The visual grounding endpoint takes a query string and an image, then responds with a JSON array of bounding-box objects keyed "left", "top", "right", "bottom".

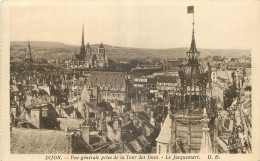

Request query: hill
[{"left": 10, "top": 41, "right": 250, "bottom": 62}]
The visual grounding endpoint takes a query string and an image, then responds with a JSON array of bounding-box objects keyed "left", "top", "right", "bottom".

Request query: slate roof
[
  {"left": 136, "top": 111, "right": 150, "bottom": 122},
  {"left": 62, "top": 106, "right": 83, "bottom": 119},
  {"left": 97, "top": 102, "right": 113, "bottom": 112},
  {"left": 121, "top": 122, "right": 143, "bottom": 143}
]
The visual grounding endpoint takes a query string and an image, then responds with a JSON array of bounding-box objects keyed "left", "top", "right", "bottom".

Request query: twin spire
[{"left": 80, "top": 24, "right": 104, "bottom": 50}]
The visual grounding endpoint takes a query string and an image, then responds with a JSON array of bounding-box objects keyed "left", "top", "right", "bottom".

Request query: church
[{"left": 71, "top": 25, "right": 108, "bottom": 69}]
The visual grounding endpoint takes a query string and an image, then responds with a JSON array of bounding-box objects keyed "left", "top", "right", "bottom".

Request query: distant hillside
[
  {"left": 11, "top": 41, "right": 76, "bottom": 48},
  {"left": 10, "top": 41, "right": 250, "bottom": 62}
]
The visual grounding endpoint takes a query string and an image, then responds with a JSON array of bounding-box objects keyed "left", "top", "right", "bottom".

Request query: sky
[{"left": 9, "top": 1, "right": 260, "bottom": 49}]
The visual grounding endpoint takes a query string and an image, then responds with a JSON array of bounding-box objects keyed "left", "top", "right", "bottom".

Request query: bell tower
[{"left": 86, "top": 42, "right": 91, "bottom": 55}]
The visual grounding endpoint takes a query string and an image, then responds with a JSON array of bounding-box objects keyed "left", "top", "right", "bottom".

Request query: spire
[
  {"left": 79, "top": 23, "right": 86, "bottom": 57},
  {"left": 186, "top": 6, "right": 200, "bottom": 60},
  {"left": 27, "top": 40, "right": 32, "bottom": 59},
  {"left": 82, "top": 23, "right": 84, "bottom": 45}
]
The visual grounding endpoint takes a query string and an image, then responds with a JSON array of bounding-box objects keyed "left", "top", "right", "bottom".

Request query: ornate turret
[{"left": 186, "top": 19, "right": 200, "bottom": 62}]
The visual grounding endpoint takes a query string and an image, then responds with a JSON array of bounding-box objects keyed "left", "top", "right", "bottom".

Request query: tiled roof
[
  {"left": 157, "top": 75, "right": 178, "bottom": 83},
  {"left": 129, "top": 68, "right": 162, "bottom": 77},
  {"left": 87, "top": 71, "right": 125, "bottom": 89},
  {"left": 11, "top": 128, "right": 73, "bottom": 154}
]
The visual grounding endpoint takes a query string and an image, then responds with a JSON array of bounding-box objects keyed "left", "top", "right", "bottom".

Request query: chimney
[{"left": 81, "top": 126, "right": 90, "bottom": 144}]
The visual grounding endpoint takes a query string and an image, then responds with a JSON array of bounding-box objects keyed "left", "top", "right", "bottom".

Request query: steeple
[
  {"left": 79, "top": 23, "right": 86, "bottom": 58},
  {"left": 27, "top": 40, "right": 32, "bottom": 59}
]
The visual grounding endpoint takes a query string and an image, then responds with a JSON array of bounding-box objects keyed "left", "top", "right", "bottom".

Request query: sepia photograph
[{"left": 2, "top": 1, "right": 260, "bottom": 160}]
